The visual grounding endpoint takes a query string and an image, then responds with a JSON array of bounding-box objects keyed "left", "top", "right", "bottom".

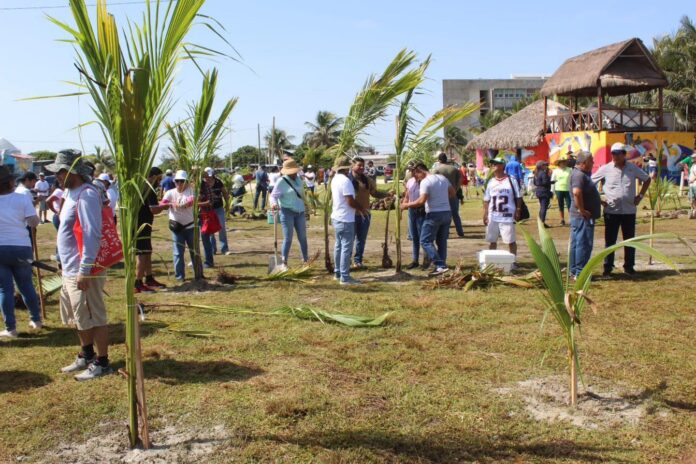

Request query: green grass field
[{"left": 1, "top": 188, "right": 695, "bottom": 463}]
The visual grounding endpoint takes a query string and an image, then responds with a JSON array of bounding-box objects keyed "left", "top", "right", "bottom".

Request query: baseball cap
[
  {"left": 98, "top": 173, "right": 111, "bottom": 182},
  {"left": 490, "top": 156, "right": 506, "bottom": 165},
  {"left": 610, "top": 142, "right": 627, "bottom": 153},
  {"left": 165, "top": 169, "right": 173, "bottom": 175},
  {"left": 174, "top": 170, "right": 188, "bottom": 181},
  {"left": 204, "top": 167, "right": 214, "bottom": 176}
]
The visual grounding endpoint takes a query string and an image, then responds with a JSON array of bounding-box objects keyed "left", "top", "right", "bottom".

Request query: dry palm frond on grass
[
  {"left": 146, "top": 303, "right": 391, "bottom": 328},
  {"left": 423, "top": 264, "right": 537, "bottom": 291},
  {"left": 216, "top": 268, "right": 238, "bottom": 285},
  {"left": 265, "top": 251, "right": 321, "bottom": 282}
]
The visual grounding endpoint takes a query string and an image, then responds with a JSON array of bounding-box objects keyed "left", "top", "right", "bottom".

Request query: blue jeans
[
  {"left": 449, "top": 197, "right": 464, "bottom": 236},
  {"left": 408, "top": 209, "right": 425, "bottom": 262},
  {"left": 353, "top": 213, "right": 371, "bottom": 265},
  {"left": 254, "top": 187, "right": 267, "bottom": 210},
  {"left": 569, "top": 217, "right": 595, "bottom": 277},
  {"left": 280, "top": 208, "right": 309, "bottom": 263},
  {"left": 172, "top": 227, "right": 196, "bottom": 280},
  {"left": 333, "top": 220, "right": 355, "bottom": 281},
  {"left": 0, "top": 246, "right": 41, "bottom": 331},
  {"left": 420, "top": 210, "right": 452, "bottom": 268},
  {"left": 201, "top": 207, "right": 229, "bottom": 265}
]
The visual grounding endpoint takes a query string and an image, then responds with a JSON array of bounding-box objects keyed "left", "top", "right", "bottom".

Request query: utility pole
[
  {"left": 257, "top": 123, "right": 262, "bottom": 166},
  {"left": 271, "top": 116, "right": 276, "bottom": 165}
]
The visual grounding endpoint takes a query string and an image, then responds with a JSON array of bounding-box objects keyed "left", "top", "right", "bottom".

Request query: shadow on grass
[
  {"left": 597, "top": 268, "right": 689, "bottom": 282},
  {"left": 622, "top": 381, "right": 696, "bottom": 412},
  {"left": 143, "top": 359, "right": 263, "bottom": 385},
  {"left": 0, "top": 370, "right": 52, "bottom": 393},
  {"left": 2, "top": 322, "right": 167, "bottom": 348},
  {"left": 261, "top": 430, "right": 631, "bottom": 462}
]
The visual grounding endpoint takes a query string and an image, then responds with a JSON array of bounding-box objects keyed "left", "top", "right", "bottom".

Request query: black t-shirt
[
  {"left": 137, "top": 188, "right": 159, "bottom": 226},
  {"left": 200, "top": 178, "right": 225, "bottom": 210},
  {"left": 570, "top": 168, "right": 601, "bottom": 219}
]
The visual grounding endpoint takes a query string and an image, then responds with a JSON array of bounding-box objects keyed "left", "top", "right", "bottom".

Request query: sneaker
[
  {"left": 29, "top": 320, "right": 43, "bottom": 330},
  {"left": 187, "top": 262, "right": 193, "bottom": 267},
  {"left": 351, "top": 263, "right": 366, "bottom": 270},
  {"left": 61, "top": 356, "right": 94, "bottom": 373},
  {"left": 340, "top": 277, "right": 362, "bottom": 286},
  {"left": 0, "top": 329, "right": 18, "bottom": 338},
  {"left": 203, "top": 263, "right": 213, "bottom": 269},
  {"left": 406, "top": 261, "right": 419, "bottom": 270},
  {"left": 333, "top": 274, "right": 340, "bottom": 281},
  {"left": 135, "top": 282, "right": 156, "bottom": 294},
  {"left": 145, "top": 278, "right": 167, "bottom": 289},
  {"left": 429, "top": 266, "right": 450, "bottom": 276},
  {"left": 74, "top": 363, "right": 113, "bottom": 381},
  {"left": 560, "top": 220, "right": 566, "bottom": 226}
]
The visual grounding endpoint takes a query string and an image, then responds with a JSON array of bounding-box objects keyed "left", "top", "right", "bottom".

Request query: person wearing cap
[
  {"left": 569, "top": 151, "right": 601, "bottom": 279},
  {"left": 199, "top": 167, "right": 230, "bottom": 267},
  {"left": 432, "top": 152, "right": 464, "bottom": 238},
  {"left": 533, "top": 160, "right": 553, "bottom": 228},
  {"left": 592, "top": 142, "right": 651, "bottom": 276},
  {"left": 97, "top": 173, "right": 118, "bottom": 223},
  {"left": 565, "top": 146, "right": 577, "bottom": 168},
  {"left": 401, "top": 162, "right": 456, "bottom": 276},
  {"left": 48, "top": 149, "right": 112, "bottom": 380},
  {"left": 551, "top": 157, "right": 572, "bottom": 226},
  {"left": 483, "top": 156, "right": 522, "bottom": 256},
  {"left": 331, "top": 156, "right": 367, "bottom": 285},
  {"left": 0, "top": 166, "right": 43, "bottom": 338},
  {"left": 160, "top": 170, "right": 197, "bottom": 280},
  {"left": 253, "top": 165, "right": 269, "bottom": 210},
  {"left": 402, "top": 161, "right": 427, "bottom": 269},
  {"left": 687, "top": 152, "right": 696, "bottom": 218},
  {"left": 270, "top": 159, "right": 309, "bottom": 267},
  {"left": 161, "top": 168, "right": 176, "bottom": 194},
  {"left": 135, "top": 167, "right": 168, "bottom": 293},
  {"left": 304, "top": 165, "right": 317, "bottom": 194},
  {"left": 35, "top": 172, "right": 51, "bottom": 223},
  {"left": 229, "top": 167, "right": 247, "bottom": 216},
  {"left": 348, "top": 156, "right": 392, "bottom": 269}
]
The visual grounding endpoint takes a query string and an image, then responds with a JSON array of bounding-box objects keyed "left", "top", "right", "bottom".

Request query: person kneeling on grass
[
  {"left": 401, "top": 162, "right": 455, "bottom": 276},
  {"left": 48, "top": 149, "right": 112, "bottom": 381},
  {"left": 483, "top": 156, "right": 521, "bottom": 258},
  {"left": 269, "top": 159, "right": 309, "bottom": 268}
]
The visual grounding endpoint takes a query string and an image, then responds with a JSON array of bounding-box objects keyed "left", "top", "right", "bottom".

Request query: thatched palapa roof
[
  {"left": 540, "top": 38, "right": 667, "bottom": 97},
  {"left": 466, "top": 100, "right": 567, "bottom": 150}
]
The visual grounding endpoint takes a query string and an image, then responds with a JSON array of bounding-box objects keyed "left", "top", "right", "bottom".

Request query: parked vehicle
[
  {"left": 384, "top": 162, "right": 396, "bottom": 181},
  {"left": 376, "top": 166, "right": 385, "bottom": 176}
]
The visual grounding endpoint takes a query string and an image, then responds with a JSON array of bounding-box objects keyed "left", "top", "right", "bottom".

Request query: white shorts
[{"left": 486, "top": 221, "right": 516, "bottom": 244}]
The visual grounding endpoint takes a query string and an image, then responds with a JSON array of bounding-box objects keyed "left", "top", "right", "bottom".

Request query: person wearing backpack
[
  {"left": 269, "top": 159, "right": 309, "bottom": 267},
  {"left": 48, "top": 149, "right": 112, "bottom": 381}
]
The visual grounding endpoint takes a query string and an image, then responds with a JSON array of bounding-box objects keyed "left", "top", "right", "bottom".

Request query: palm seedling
[
  {"left": 321, "top": 49, "right": 424, "bottom": 272},
  {"left": 166, "top": 69, "right": 238, "bottom": 279},
  {"left": 49, "top": 0, "right": 230, "bottom": 447},
  {"left": 522, "top": 218, "right": 686, "bottom": 406}
]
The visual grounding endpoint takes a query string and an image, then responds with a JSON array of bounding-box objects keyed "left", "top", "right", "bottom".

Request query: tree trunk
[
  {"left": 323, "top": 186, "right": 333, "bottom": 273},
  {"left": 569, "top": 346, "right": 578, "bottom": 407},
  {"left": 648, "top": 212, "right": 655, "bottom": 265}
]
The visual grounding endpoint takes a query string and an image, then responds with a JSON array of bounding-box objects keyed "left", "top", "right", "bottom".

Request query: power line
[{"left": 0, "top": 1, "right": 168, "bottom": 11}]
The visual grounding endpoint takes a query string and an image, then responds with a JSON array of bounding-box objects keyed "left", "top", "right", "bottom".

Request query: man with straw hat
[
  {"left": 331, "top": 156, "right": 367, "bottom": 285},
  {"left": 47, "top": 149, "right": 112, "bottom": 380},
  {"left": 270, "top": 158, "right": 309, "bottom": 267}
]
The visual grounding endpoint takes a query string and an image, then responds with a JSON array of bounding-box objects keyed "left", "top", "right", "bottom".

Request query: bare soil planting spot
[{"left": 495, "top": 376, "right": 668, "bottom": 430}]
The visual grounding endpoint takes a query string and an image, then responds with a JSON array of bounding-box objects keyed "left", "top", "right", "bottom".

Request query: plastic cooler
[{"left": 478, "top": 250, "right": 515, "bottom": 274}]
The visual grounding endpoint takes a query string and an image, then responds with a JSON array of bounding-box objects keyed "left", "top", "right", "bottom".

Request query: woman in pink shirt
[{"left": 402, "top": 162, "right": 427, "bottom": 269}]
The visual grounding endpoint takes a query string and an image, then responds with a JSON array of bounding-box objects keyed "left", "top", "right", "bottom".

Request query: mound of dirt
[
  {"left": 495, "top": 376, "right": 667, "bottom": 430},
  {"left": 43, "top": 424, "right": 228, "bottom": 464}
]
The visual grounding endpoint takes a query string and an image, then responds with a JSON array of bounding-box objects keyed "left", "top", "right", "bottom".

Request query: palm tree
[
  {"left": 303, "top": 111, "right": 343, "bottom": 148},
  {"left": 50, "top": 0, "right": 229, "bottom": 448},
  {"left": 470, "top": 109, "right": 510, "bottom": 135},
  {"left": 264, "top": 128, "right": 294, "bottom": 163},
  {"left": 442, "top": 126, "right": 468, "bottom": 161}
]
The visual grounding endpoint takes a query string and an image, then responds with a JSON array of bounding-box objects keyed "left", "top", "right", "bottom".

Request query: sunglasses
[{"left": 174, "top": 179, "right": 186, "bottom": 183}]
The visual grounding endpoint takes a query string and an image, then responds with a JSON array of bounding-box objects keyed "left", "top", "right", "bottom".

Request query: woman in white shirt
[
  {"left": 0, "top": 166, "right": 43, "bottom": 338},
  {"left": 160, "top": 170, "right": 197, "bottom": 281},
  {"left": 304, "top": 165, "right": 316, "bottom": 193}
]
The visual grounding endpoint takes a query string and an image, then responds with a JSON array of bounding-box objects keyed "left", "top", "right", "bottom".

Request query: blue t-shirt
[
  {"left": 255, "top": 169, "right": 268, "bottom": 188},
  {"left": 161, "top": 176, "right": 175, "bottom": 192},
  {"left": 505, "top": 159, "right": 524, "bottom": 183}
]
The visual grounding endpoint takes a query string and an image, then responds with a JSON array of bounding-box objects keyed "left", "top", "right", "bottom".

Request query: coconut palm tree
[
  {"left": 264, "top": 128, "right": 294, "bottom": 163},
  {"left": 303, "top": 111, "right": 343, "bottom": 148},
  {"left": 441, "top": 126, "right": 468, "bottom": 161},
  {"left": 50, "top": 0, "right": 230, "bottom": 448}
]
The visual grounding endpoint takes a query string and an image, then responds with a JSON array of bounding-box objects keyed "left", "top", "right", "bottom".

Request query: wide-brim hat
[
  {"left": 281, "top": 159, "right": 300, "bottom": 175},
  {"left": 334, "top": 155, "right": 352, "bottom": 171},
  {"left": 46, "top": 149, "right": 92, "bottom": 177}
]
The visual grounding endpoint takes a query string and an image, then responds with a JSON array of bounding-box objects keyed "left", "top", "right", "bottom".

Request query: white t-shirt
[
  {"left": 48, "top": 188, "right": 64, "bottom": 213},
  {"left": 419, "top": 174, "right": 451, "bottom": 213},
  {"left": 304, "top": 172, "right": 316, "bottom": 188},
  {"left": 106, "top": 188, "right": 118, "bottom": 216},
  {"left": 15, "top": 184, "right": 32, "bottom": 199},
  {"left": 162, "top": 187, "right": 195, "bottom": 225},
  {"left": 35, "top": 180, "right": 50, "bottom": 197},
  {"left": 0, "top": 192, "right": 36, "bottom": 247},
  {"left": 331, "top": 173, "right": 356, "bottom": 223},
  {"left": 484, "top": 176, "right": 521, "bottom": 223},
  {"left": 269, "top": 172, "right": 281, "bottom": 188},
  {"left": 232, "top": 174, "right": 245, "bottom": 190},
  {"left": 405, "top": 177, "right": 420, "bottom": 202}
]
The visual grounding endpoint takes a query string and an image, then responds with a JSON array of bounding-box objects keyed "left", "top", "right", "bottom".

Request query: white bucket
[{"left": 478, "top": 250, "right": 516, "bottom": 274}]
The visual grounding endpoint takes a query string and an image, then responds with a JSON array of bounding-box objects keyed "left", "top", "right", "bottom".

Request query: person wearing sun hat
[
  {"left": 160, "top": 170, "right": 197, "bottom": 281},
  {"left": 331, "top": 155, "right": 367, "bottom": 285},
  {"left": 48, "top": 149, "right": 112, "bottom": 380},
  {"left": 591, "top": 142, "right": 651, "bottom": 276},
  {"left": 270, "top": 158, "right": 309, "bottom": 267}
]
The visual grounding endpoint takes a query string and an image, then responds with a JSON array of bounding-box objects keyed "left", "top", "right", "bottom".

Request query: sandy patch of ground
[
  {"left": 41, "top": 423, "right": 228, "bottom": 464},
  {"left": 495, "top": 375, "right": 668, "bottom": 430}
]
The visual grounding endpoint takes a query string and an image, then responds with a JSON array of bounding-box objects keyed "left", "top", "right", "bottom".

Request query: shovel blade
[{"left": 268, "top": 256, "right": 282, "bottom": 274}]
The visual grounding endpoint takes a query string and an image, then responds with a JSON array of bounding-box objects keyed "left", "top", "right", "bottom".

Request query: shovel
[{"left": 268, "top": 210, "right": 283, "bottom": 274}]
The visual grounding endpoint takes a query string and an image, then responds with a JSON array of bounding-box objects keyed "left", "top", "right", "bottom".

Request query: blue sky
[{"left": 0, "top": 0, "right": 692, "bottom": 159}]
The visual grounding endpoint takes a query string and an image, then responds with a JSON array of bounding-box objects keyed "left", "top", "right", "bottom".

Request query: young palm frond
[
  {"left": 50, "top": 0, "right": 231, "bottom": 447},
  {"left": 423, "top": 263, "right": 537, "bottom": 291},
  {"left": 522, "top": 218, "right": 684, "bottom": 406},
  {"left": 321, "top": 49, "right": 423, "bottom": 272}
]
